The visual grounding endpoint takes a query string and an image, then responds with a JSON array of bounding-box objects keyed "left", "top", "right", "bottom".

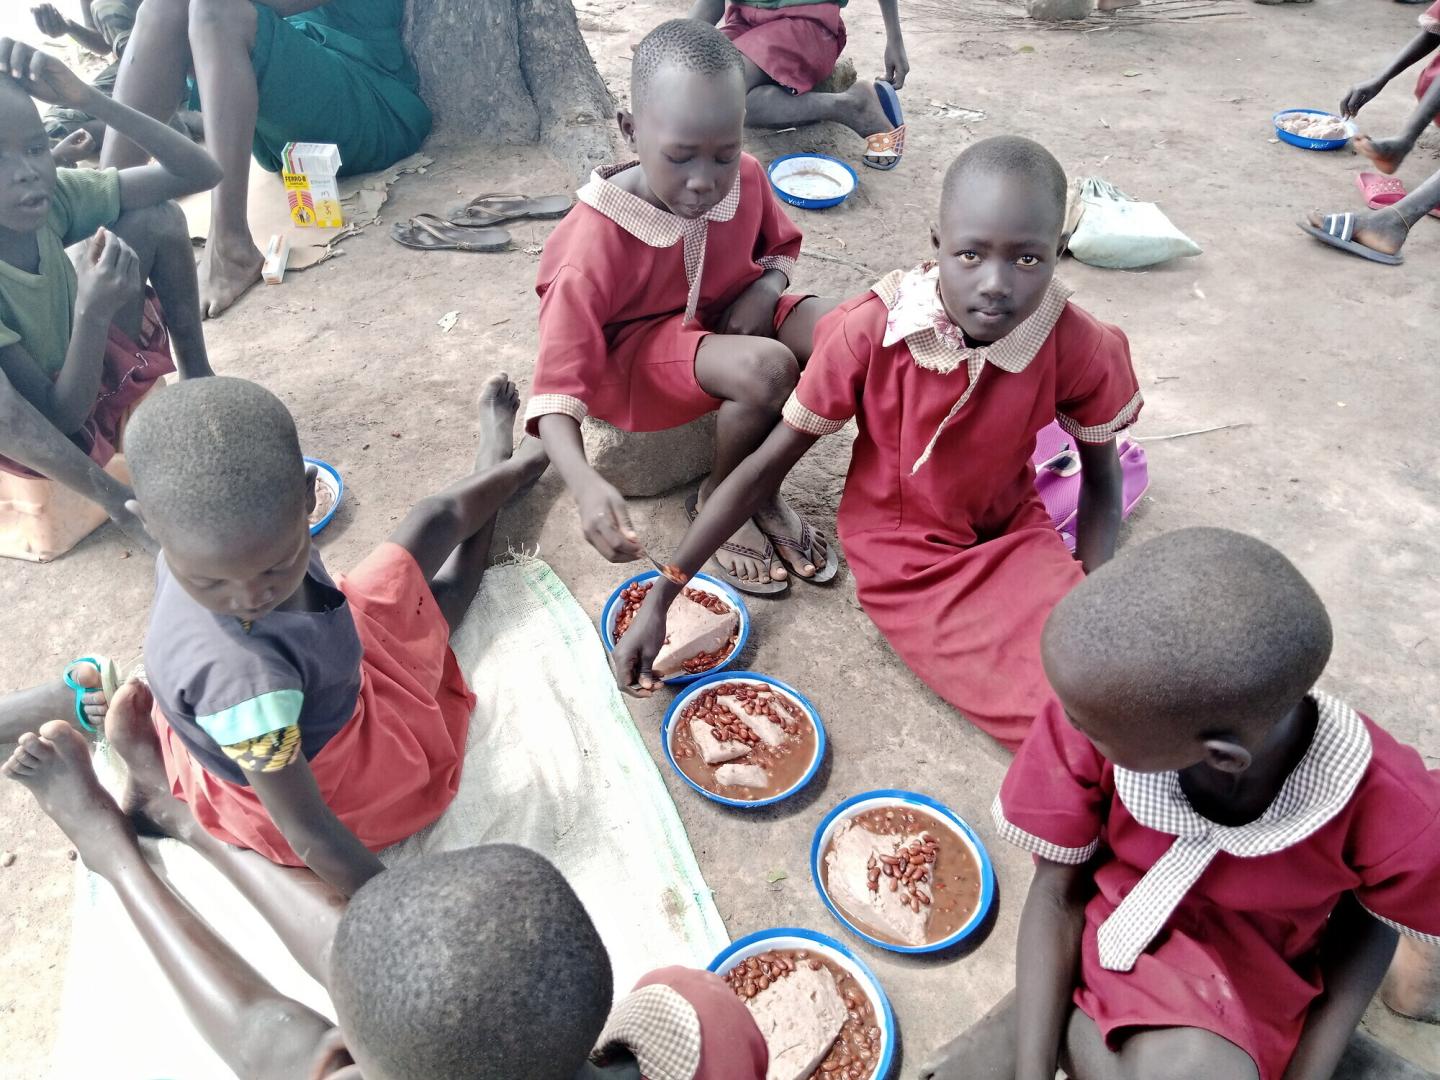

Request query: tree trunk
[{"left": 405, "top": 0, "right": 617, "bottom": 181}]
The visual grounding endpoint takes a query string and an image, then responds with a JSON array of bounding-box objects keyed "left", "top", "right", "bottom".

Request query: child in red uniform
[
  {"left": 920, "top": 528, "right": 1440, "bottom": 1080},
  {"left": 688, "top": 0, "right": 911, "bottom": 169},
  {"left": 528, "top": 19, "right": 838, "bottom": 595},
  {"left": 1300, "top": 2, "right": 1440, "bottom": 264},
  {"left": 85, "top": 374, "right": 547, "bottom": 913},
  {"left": 612, "top": 136, "right": 1141, "bottom": 749}
]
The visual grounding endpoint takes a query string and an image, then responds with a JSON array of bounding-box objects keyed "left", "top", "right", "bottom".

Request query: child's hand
[
  {"left": 75, "top": 228, "right": 140, "bottom": 324},
  {"left": 611, "top": 596, "right": 668, "bottom": 696},
  {"left": 1341, "top": 78, "right": 1385, "bottom": 119},
  {"left": 0, "top": 38, "right": 93, "bottom": 109},
  {"left": 31, "top": 4, "right": 68, "bottom": 39},
  {"left": 884, "top": 39, "right": 910, "bottom": 90},
  {"left": 575, "top": 478, "right": 644, "bottom": 562},
  {"left": 50, "top": 127, "right": 95, "bottom": 166},
  {"left": 719, "top": 277, "right": 782, "bottom": 338}
]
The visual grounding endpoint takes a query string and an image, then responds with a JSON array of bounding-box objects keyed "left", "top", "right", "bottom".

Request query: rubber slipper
[
  {"left": 863, "top": 80, "right": 906, "bottom": 171},
  {"left": 64, "top": 656, "right": 118, "bottom": 734},
  {"left": 447, "top": 192, "right": 573, "bottom": 228},
  {"left": 1356, "top": 173, "right": 1440, "bottom": 219},
  {"left": 684, "top": 491, "right": 788, "bottom": 596},
  {"left": 1297, "top": 212, "right": 1403, "bottom": 265},
  {"left": 391, "top": 214, "right": 511, "bottom": 252},
  {"left": 761, "top": 518, "right": 840, "bottom": 585}
]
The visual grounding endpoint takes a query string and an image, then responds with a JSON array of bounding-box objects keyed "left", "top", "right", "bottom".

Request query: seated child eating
[
  {"left": 0, "top": 40, "right": 219, "bottom": 544},
  {"left": 9, "top": 665, "right": 773, "bottom": 1080},
  {"left": 612, "top": 136, "right": 1142, "bottom": 749},
  {"left": 527, "top": 18, "right": 839, "bottom": 595},
  {"left": 1299, "top": 0, "right": 1440, "bottom": 264},
  {"left": 921, "top": 527, "right": 1440, "bottom": 1080},
  {"left": 116, "top": 373, "right": 547, "bottom": 898},
  {"left": 688, "top": 0, "right": 911, "bottom": 170}
]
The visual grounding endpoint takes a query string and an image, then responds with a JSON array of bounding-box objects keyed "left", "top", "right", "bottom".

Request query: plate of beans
[{"left": 601, "top": 571, "right": 750, "bottom": 685}]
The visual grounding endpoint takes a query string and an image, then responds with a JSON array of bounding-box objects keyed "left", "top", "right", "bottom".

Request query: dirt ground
[{"left": 3, "top": 0, "right": 1440, "bottom": 1076}]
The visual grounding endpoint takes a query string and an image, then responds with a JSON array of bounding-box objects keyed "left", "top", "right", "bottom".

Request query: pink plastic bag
[{"left": 1031, "top": 420, "right": 1149, "bottom": 553}]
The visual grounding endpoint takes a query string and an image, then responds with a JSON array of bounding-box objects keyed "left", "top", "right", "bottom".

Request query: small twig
[
  {"left": 806, "top": 248, "right": 881, "bottom": 277},
  {"left": 1133, "top": 422, "right": 1252, "bottom": 442}
]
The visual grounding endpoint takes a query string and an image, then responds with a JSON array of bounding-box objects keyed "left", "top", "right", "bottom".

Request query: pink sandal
[{"left": 1356, "top": 173, "right": 1440, "bottom": 219}]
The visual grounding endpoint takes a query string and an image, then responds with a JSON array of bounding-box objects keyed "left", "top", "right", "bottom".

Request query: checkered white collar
[
  {"left": 1097, "top": 691, "right": 1373, "bottom": 972},
  {"left": 872, "top": 263, "right": 1072, "bottom": 473},
  {"left": 577, "top": 161, "right": 742, "bottom": 324}
]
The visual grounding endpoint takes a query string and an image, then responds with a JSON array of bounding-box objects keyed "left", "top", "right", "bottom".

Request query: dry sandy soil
[{"left": 3, "top": 0, "right": 1440, "bottom": 1076}]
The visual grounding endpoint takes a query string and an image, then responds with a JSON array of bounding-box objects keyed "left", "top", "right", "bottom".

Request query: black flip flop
[
  {"left": 761, "top": 518, "right": 840, "bottom": 585},
  {"left": 448, "top": 192, "right": 573, "bottom": 228},
  {"left": 684, "top": 491, "right": 788, "bottom": 596},
  {"left": 391, "top": 214, "right": 512, "bottom": 253},
  {"left": 1297, "top": 212, "right": 1403, "bottom": 265}
]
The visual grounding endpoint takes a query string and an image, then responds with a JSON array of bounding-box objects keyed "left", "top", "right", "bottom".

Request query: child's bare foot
[
  {"left": 1306, "top": 207, "right": 1409, "bottom": 256},
  {"left": 0, "top": 661, "right": 108, "bottom": 745},
  {"left": 755, "top": 497, "right": 830, "bottom": 579},
  {"left": 104, "top": 679, "right": 201, "bottom": 843},
  {"left": 199, "top": 234, "right": 264, "bottom": 319},
  {"left": 1383, "top": 938, "right": 1440, "bottom": 1024},
  {"left": 1, "top": 720, "right": 135, "bottom": 874},
  {"left": 837, "top": 80, "right": 897, "bottom": 139},
  {"left": 475, "top": 372, "right": 521, "bottom": 469},
  {"left": 696, "top": 483, "right": 787, "bottom": 588},
  {"left": 1355, "top": 134, "right": 1415, "bottom": 176}
]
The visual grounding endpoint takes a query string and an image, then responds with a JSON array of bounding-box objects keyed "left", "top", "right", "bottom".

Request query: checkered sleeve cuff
[
  {"left": 524, "top": 393, "right": 589, "bottom": 426},
  {"left": 757, "top": 255, "right": 796, "bottom": 285},
  {"left": 1421, "top": 10, "right": 1439, "bottom": 33},
  {"left": 1056, "top": 389, "right": 1144, "bottom": 444},
  {"left": 1360, "top": 904, "right": 1440, "bottom": 947},
  {"left": 991, "top": 794, "right": 1100, "bottom": 865},
  {"left": 782, "top": 393, "right": 846, "bottom": 437}
]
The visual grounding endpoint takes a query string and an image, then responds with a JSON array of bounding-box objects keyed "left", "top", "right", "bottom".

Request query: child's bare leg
[
  {"left": 386, "top": 373, "right": 549, "bottom": 630},
  {"left": 694, "top": 335, "right": 801, "bottom": 585},
  {"left": 104, "top": 681, "right": 344, "bottom": 987},
  {"left": 101, "top": 0, "right": 194, "bottom": 169},
  {"left": 739, "top": 57, "right": 894, "bottom": 138},
  {"left": 1306, "top": 167, "right": 1440, "bottom": 258},
  {"left": 1, "top": 721, "right": 334, "bottom": 1080},
  {"left": 108, "top": 201, "right": 213, "bottom": 379},
  {"left": 1384, "top": 937, "right": 1440, "bottom": 1024},
  {"left": 0, "top": 664, "right": 106, "bottom": 745}
]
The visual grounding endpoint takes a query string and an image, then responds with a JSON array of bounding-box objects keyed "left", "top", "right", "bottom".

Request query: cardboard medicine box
[{"left": 281, "top": 142, "right": 343, "bottom": 228}]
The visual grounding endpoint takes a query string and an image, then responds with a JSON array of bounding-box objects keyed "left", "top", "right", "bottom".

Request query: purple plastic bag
[{"left": 1031, "top": 421, "right": 1149, "bottom": 553}]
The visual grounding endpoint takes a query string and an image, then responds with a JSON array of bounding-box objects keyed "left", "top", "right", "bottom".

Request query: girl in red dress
[
  {"left": 612, "top": 136, "right": 1141, "bottom": 749},
  {"left": 920, "top": 527, "right": 1440, "bottom": 1080}
]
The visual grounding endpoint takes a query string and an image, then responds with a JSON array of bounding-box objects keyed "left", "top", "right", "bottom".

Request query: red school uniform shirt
[
  {"left": 592, "top": 966, "right": 768, "bottom": 1079},
  {"left": 993, "top": 693, "right": 1440, "bottom": 1080},
  {"left": 524, "top": 153, "right": 803, "bottom": 436}
]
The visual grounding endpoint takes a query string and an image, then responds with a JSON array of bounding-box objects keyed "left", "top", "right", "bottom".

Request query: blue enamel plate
[
  {"left": 1273, "top": 109, "right": 1356, "bottom": 152},
  {"left": 811, "top": 789, "right": 996, "bottom": 954},
  {"left": 709, "top": 927, "right": 897, "bottom": 1080},
  {"left": 661, "top": 671, "right": 826, "bottom": 808},
  {"left": 768, "top": 153, "right": 858, "bottom": 210},
  {"left": 600, "top": 571, "right": 750, "bottom": 686},
  {"left": 305, "top": 458, "right": 343, "bottom": 536}
]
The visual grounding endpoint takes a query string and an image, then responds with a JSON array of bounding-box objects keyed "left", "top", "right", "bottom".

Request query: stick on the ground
[
  {"left": 1133, "top": 422, "right": 1252, "bottom": 442},
  {"left": 805, "top": 248, "right": 882, "bottom": 277}
]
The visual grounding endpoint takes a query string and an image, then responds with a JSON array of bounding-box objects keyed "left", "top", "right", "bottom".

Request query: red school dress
[
  {"left": 1416, "top": 2, "right": 1440, "bottom": 126},
  {"left": 719, "top": 0, "right": 848, "bottom": 96},
  {"left": 524, "top": 153, "right": 806, "bottom": 437},
  {"left": 993, "top": 694, "right": 1440, "bottom": 1080},
  {"left": 780, "top": 263, "right": 1143, "bottom": 749},
  {"left": 592, "top": 966, "right": 769, "bottom": 1079}
]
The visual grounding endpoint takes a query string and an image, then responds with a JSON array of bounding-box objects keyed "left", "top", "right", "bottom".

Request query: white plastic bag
[{"left": 1067, "top": 177, "right": 1201, "bottom": 269}]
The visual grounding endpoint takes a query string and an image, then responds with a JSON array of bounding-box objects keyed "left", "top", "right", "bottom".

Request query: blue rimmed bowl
[
  {"left": 708, "top": 927, "right": 897, "bottom": 1080},
  {"left": 600, "top": 571, "right": 749, "bottom": 686},
  {"left": 811, "top": 789, "right": 996, "bottom": 954},
  {"left": 305, "top": 458, "right": 343, "bottom": 536},
  {"left": 662, "top": 671, "right": 825, "bottom": 808},
  {"left": 1273, "top": 109, "right": 1356, "bottom": 151},
  {"left": 768, "top": 153, "right": 858, "bottom": 210}
]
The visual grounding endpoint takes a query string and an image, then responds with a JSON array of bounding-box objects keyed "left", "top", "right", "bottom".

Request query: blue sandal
[{"left": 63, "top": 656, "right": 118, "bottom": 734}]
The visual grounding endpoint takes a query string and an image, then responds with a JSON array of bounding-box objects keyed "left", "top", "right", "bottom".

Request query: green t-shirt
[
  {"left": 733, "top": 0, "right": 847, "bottom": 9},
  {"left": 0, "top": 168, "right": 122, "bottom": 377}
]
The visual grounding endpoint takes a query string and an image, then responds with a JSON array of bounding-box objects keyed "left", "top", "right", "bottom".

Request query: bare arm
[
  {"left": 688, "top": 0, "right": 726, "bottom": 23},
  {"left": 878, "top": 0, "right": 909, "bottom": 88},
  {"left": 247, "top": 757, "right": 386, "bottom": 900},
  {"left": 63, "top": 20, "right": 112, "bottom": 56},
  {"left": 0, "top": 323, "right": 108, "bottom": 435},
  {"left": 610, "top": 422, "right": 818, "bottom": 692},
  {"left": 1342, "top": 31, "right": 1440, "bottom": 116},
  {"left": 1282, "top": 897, "right": 1399, "bottom": 1080},
  {"left": 1073, "top": 437, "right": 1122, "bottom": 574},
  {"left": 1015, "top": 859, "right": 1091, "bottom": 1080},
  {"left": 538, "top": 413, "right": 644, "bottom": 562}
]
